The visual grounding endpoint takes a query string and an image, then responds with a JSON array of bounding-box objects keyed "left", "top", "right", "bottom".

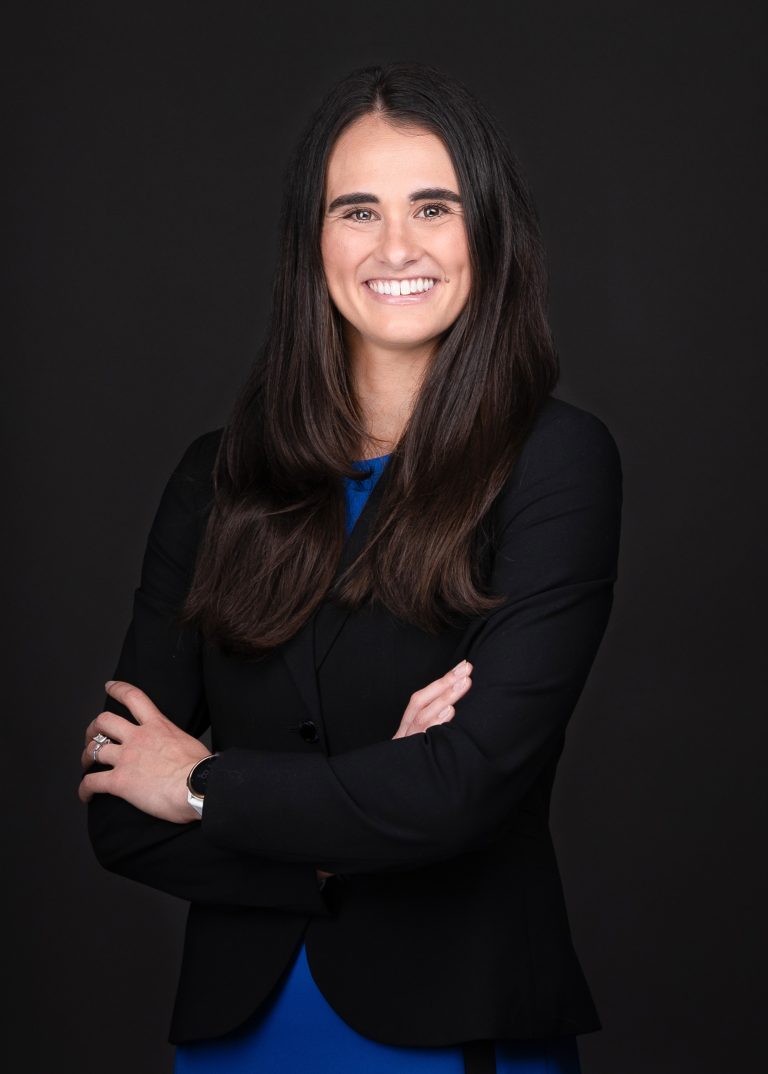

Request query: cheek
[
  {"left": 321, "top": 239, "right": 362, "bottom": 322},
  {"left": 449, "top": 233, "right": 471, "bottom": 271},
  {"left": 319, "top": 234, "right": 336, "bottom": 284},
  {"left": 434, "top": 226, "right": 471, "bottom": 280},
  {"left": 321, "top": 232, "right": 358, "bottom": 286},
  {"left": 444, "top": 237, "right": 471, "bottom": 295}
]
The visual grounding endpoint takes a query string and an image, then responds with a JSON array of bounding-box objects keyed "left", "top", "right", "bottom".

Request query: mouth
[{"left": 363, "top": 277, "right": 439, "bottom": 301}]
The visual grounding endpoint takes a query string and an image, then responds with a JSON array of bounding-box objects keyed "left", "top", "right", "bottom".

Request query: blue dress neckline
[
  {"left": 352, "top": 452, "right": 391, "bottom": 467},
  {"left": 344, "top": 453, "right": 391, "bottom": 535}
]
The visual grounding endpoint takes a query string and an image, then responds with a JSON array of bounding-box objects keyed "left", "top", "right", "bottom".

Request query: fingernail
[
  {"left": 105, "top": 680, "right": 115, "bottom": 689},
  {"left": 452, "top": 661, "right": 467, "bottom": 676}
]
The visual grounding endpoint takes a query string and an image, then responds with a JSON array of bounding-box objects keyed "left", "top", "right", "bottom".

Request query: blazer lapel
[
  {"left": 279, "top": 460, "right": 394, "bottom": 712},
  {"left": 313, "top": 459, "right": 393, "bottom": 670},
  {"left": 278, "top": 612, "right": 322, "bottom": 723}
]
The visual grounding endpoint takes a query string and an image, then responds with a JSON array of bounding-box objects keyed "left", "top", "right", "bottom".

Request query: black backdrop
[{"left": 6, "top": 2, "right": 765, "bottom": 1072}]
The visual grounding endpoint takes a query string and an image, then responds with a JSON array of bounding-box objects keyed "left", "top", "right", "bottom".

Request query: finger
[
  {"left": 427, "top": 704, "right": 456, "bottom": 730},
  {"left": 78, "top": 770, "right": 113, "bottom": 804},
  {"left": 397, "top": 672, "right": 472, "bottom": 739},
  {"left": 81, "top": 740, "right": 119, "bottom": 771},
  {"left": 446, "top": 672, "right": 472, "bottom": 704},
  {"left": 406, "top": 704, "right": 455, "bottom": 737},
  {"left": 399, "top": 661, "right": 473, "bottom": 729},
  {"left": 393, "top": 679, "right": 471, "bottom": 740},
  {"left": 412, "top": 676, "right": 472, "bottom": 732},
  {"left": 404, "top": 660, "right": 472, "bottom": 714},
  {"left": 83, "top": 711, "right": 133, "bottom": 748},
  {"left": 104, "top": 681, "right": 160, "bottom": 725},
  {"left": 424, "top": 678, "right": 470, "bottom": 721},
  {"left": 394, "top": 702, "right": 457, "bottom": 740}
]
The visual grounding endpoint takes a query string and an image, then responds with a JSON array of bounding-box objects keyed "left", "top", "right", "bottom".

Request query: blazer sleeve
[
  {"left": 85, "top": 432, "right": 329, "bottom": 915},
  {"left": 200, "top": 408, "right": 623, "bottom": 874}
]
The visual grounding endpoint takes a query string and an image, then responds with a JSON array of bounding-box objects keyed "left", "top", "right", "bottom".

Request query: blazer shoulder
[
  {"left": 174, "top": 428, "right": 224, "bottom": 481},
  {"left": 138, "top": 430, "right": 223, "bottom": 594},
  {"left": 514, "top": 395, "right": 622, "bottom": 488},
  {"left": 165, "top": 428, "right": 224, "bottom": 506},
  {"left": 150, "top": 428, "right": 223, "bottom": 536}
]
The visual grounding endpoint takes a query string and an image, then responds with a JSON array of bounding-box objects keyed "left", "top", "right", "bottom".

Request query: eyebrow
[{"left": 326, "top": 187, "right": 463, "bottom": 214}]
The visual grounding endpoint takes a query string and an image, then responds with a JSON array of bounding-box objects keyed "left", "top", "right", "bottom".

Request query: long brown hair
[{"left": 181, "top": 62, "right": 559, "bottom": 654}]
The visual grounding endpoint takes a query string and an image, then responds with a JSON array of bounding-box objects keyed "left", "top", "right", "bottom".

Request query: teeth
[{"left": 366, "top": 277, "right": 436, "bottom": 296}]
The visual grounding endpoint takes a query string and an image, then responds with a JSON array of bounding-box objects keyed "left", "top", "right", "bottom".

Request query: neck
[{"left": 346, "top": 326, "right": 433, "bottom": 458}]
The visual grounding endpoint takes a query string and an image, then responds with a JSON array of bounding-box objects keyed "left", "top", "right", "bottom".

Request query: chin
[
  {"left": 363, "top": 321, "right": 445, "bottom": 344},
  {"left": 372, "top": 333, "right": 440, "bottom": 351}
]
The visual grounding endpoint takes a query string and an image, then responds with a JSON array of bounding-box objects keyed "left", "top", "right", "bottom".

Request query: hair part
[{"left": 181, "top": 61, "right": 559, "bottom": 654}]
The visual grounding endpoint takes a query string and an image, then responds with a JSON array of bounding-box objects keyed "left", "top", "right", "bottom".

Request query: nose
[{"left": 375, "top": 216, "right": 422, "bottom": 270}]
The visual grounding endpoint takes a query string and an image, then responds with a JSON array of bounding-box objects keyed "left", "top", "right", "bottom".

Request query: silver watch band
[{"left": 187, "top": 789, "right": 204, "bottom": 817}]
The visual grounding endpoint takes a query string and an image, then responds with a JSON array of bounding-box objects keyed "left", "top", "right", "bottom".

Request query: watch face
[{"left": 190, "top": 756, "right": 216, "bottom": 795}]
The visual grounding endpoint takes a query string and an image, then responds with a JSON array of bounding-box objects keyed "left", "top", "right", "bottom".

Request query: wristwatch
[{"left": 186, "top": 754, "right": 219, "bottom": 817}]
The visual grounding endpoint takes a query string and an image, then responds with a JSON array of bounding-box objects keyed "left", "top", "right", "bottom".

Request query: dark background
[{"left": 6, "top": 2, "right": 765, "bottom": 1071}]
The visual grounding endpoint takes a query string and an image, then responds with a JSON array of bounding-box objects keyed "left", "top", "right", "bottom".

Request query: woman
[{"left": 79, "top": 62, "right": 622, "bottom": 1074}]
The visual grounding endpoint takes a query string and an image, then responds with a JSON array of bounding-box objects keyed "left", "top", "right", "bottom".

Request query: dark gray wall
[{"left": 6, "top": 2, "right": 765, "bottom": 1071}]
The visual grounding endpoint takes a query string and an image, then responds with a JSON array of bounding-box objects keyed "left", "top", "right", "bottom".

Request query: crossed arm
[
  {"left": 79, "top": 666, "right": 473, "bottom": 823},
  {"left": 80, "top": 408, "right": 621, "bottom": 896}
]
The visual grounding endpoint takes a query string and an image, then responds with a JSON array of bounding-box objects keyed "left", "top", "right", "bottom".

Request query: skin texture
[
  {"left": 79, "top": 681, "right": 210, "bottom": 823},
  {"left": 79, "top": 114, "right": 475, "bottom": 841}
]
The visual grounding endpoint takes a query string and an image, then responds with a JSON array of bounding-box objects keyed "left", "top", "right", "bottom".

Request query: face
[{"left": 320, "top": 114, "right": 472, "bottom": 359}]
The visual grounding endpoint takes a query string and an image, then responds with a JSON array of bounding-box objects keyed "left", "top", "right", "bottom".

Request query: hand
[
  {"left": 392, "top": 659, "right": 473, "bottom": 739},
  {"left": 314, "top": 661, "right": 473, "bottom": 883},
  {"left": 78, "top": 680, "right": 211, "bottom": 824}
]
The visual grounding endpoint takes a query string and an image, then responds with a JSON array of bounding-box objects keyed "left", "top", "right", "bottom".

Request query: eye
[
  {"left": 416, "top": 203, "right": 451, "bottom": 220},
  {"left": 342, "top": 207, "right": 377, "bottom": 222}
]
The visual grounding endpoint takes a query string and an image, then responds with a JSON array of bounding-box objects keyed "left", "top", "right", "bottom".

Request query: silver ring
[{"left": 92, "top": 732, "right": 110, "bottom": 762}]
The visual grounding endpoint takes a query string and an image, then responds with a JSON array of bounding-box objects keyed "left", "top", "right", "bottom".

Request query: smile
[{"left": 366, "top": 277, "right": 437, "bottom": 296}]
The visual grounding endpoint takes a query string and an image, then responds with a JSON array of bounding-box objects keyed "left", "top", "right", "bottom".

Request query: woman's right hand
[{"left": 391, "top": 660, "right": 473, "bottom": 739}]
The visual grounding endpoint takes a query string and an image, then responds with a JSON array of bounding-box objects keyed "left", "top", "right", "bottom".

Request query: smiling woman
[
  {"left": 321, "top": 116, "right": 472, "bottom": 370},
  {"left": 81, "top": 61, "right": 621, "bottom": 1074}
]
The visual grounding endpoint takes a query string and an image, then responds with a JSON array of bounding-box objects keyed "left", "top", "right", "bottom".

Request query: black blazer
[{"left": 87, "top": 394, "right": 622, "bottom": 1049}]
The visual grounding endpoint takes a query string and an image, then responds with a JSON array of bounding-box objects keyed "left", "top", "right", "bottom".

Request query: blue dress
[{"left": 175, "top": 454, "right": 581, "bottom": 1074}]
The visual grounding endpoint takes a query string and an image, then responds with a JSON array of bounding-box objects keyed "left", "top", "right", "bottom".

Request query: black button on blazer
[{"left": 86, "top": 394, "right": 623, "bottom": 1048}]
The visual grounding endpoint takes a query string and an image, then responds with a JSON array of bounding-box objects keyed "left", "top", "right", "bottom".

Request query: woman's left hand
[{"left": 78, "top": 680, "right": 211, "bottom": 824}]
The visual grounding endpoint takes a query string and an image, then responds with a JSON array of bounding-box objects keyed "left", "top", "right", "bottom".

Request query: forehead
[{"left": 325, "top": 114, "right": 459, "bottom": 198}]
